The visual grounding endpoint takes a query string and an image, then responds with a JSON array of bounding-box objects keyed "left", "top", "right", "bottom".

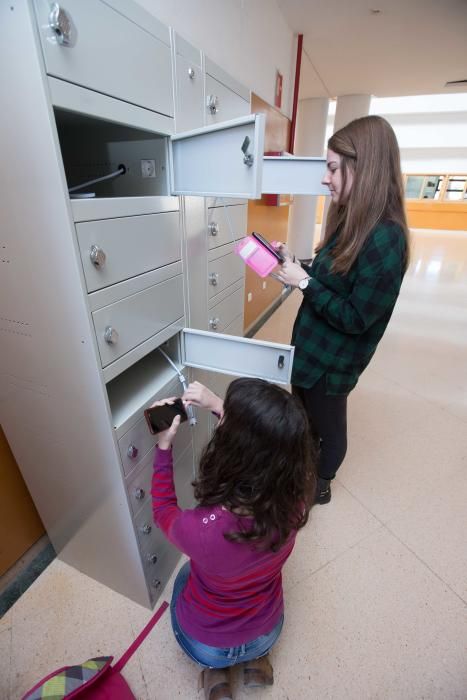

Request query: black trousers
[{"left": 293, "top": 375, "right": 348, "bottom": 481}]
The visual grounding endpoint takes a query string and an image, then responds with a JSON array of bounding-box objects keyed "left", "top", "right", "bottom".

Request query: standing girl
[
  {"left": 275, "top": 115, "right": 410, "bottom": 504},
  {"left": 151, "top": 378, "right": 316, "bottom": 700}
]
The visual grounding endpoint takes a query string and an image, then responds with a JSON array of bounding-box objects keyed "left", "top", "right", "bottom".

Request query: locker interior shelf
[
  {"left": 107, "top": 336, "right": 182, "bottom": 437},
  {"left": 54, "top": 108, "right": 170, "bottom": 199}
]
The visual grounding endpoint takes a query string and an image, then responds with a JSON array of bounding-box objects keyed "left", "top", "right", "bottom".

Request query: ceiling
[{"left": 277, "top": 0, "right": 467, "bottom": 100}]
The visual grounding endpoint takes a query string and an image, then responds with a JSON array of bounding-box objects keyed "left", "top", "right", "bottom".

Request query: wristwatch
[{"left": 298, "top": 276, "right": 310, "bottom": 291}]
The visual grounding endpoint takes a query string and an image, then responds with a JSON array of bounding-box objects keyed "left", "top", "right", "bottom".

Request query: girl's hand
[
  {"left": 274, "top": 260, "right": 310, "bottom": 288},
  {"left": 271, "top": 240, "right": 294, "bottom": 263},
  {"left": 183, "top": 381, "right": 224, "bottom": 417},
  {"left": 149, "top": 398, "right": 182, "bottom": 450}
]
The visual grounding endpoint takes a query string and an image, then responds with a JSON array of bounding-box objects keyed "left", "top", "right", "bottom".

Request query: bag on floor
[{"left": 21, "top": 600, "right": 168, "bottom": 699}]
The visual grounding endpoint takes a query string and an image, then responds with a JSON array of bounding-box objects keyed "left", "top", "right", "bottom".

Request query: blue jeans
[{"left": 170, "top": 561, "right": 284, "bottom": 669}]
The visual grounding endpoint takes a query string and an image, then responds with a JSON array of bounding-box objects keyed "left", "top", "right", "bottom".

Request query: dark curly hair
[{"left": 193, "top": 378, "right": 316, "bottom": 551}]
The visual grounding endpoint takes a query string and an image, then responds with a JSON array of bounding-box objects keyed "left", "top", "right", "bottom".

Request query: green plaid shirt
[{"left": 291, "top": 221, "right": 407, "bottom": 395}]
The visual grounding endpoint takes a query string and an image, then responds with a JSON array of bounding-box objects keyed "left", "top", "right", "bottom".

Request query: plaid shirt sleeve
[{"left": 303, "top": 226, "right": 405, "bottom": 334}]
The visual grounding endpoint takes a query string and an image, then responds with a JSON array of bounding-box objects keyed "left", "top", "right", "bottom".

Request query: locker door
[
  {"left": 181, "top": 329, "right": 294, "bottom": 385},
  {"left": 170, "top": 114, "right": 265, "bottom": 198},
  {"left": 261, "top": 156, "right": 329, "bottom": 195},
  {"left": 262, "top": 156, "right": 329, "bottom": 195}
]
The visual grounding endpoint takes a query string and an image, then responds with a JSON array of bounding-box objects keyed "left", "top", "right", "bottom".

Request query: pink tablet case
[{"left": 235, "top": 236, "right": 279, "bottom": 277}]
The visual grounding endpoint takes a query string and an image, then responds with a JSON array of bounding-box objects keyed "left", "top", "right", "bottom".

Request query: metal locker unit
[
  {"left": 1, "top": 0, "right": 331, "bottom": 609},
  {"left": 0, "top": 0, "right": 301, "bottom": 610}
]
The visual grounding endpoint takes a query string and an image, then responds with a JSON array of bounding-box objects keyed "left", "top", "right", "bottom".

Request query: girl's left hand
[{"left": 274, "top": 260, "right": 310, "bottom": 288}]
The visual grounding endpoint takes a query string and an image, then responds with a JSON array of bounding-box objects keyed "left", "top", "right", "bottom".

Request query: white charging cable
[{"left": 157, "top": 347, "right": 197, "bottom": 426}]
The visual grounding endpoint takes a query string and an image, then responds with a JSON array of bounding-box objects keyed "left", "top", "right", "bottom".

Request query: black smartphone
[
  {"left": 251, "top": 231, "right": 285, "bottom": 263},
  {"left": 144, "top": 398, "right": 188, "bottom": 435}
]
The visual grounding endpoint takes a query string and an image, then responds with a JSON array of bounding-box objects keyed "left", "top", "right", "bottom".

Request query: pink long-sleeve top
[{"left": 151, "top": 446, "right": 296, "bottom": 647}]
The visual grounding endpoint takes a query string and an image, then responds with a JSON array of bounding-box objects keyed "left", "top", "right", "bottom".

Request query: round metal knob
[
  {"left": 90, "top": 244, "right": 106, "bottom": 268},
  {"left": 48, "top": 3, "right": 72, "bottom": 46},
  {"left": 151, "top": 579, "right": 161, "bottom": 589},
  {"left": 206, "top": 94, "right": 219, "bottom": 114},
  {"left": 104, "top": 326, "right": 118, "bottom": 345},
  {"left": 147, "top": 554, "right": 158, "bottom": 565},
  {"left": 209, "top": 273, "right": 219, "bottom": 286},
  {"left": 208, "top": 222, "right": 219, "bottom": 237},
  {"left": 140, "top": 523, "right": 152, "bottom": 535},
  {"left": 127, "top": 444, "right": 139, "bottom": 460},
  {"left": 134, "top": 487, "right": 145, "bottom": 499},
  {"left": 188, "top": 67, "right": 195, "bottom": 79},
  {"left": 209, "top": 317, "right": 220, "bottom": 331}
]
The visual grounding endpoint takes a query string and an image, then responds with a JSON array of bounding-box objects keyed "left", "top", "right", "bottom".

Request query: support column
[
  {"left": 333, "top": 94, "right": 371, "bottom": 132},
  {"left": 288, "top": 97, "right": 329, "bottom": 258}
]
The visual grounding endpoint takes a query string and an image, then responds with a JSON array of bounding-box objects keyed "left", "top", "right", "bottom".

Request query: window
[
  {"left": 444, "top": 176, "right": 467, "bottom": 201},
  {"left": 404, "top": 174, "right": 467, "bottom": 202}
]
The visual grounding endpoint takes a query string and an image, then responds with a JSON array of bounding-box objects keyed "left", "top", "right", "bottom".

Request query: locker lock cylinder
[{"left": 241, "top": 136, "right": 254, "bottom": 167}]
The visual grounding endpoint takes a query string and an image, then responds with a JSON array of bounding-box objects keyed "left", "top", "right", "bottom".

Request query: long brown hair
[
  {"left": 193, "top": 378, "right": 316, "bottom": 551},
  {"left": 317, "top": 115, "right": 410, "bottom": 275}
]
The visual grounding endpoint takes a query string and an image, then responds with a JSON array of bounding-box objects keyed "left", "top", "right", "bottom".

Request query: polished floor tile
[{"left": 1, "top": 229, "right": 466, "bottom": 699}]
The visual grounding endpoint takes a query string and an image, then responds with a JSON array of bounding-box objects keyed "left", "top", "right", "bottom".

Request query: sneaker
[
  {"left": 314, "top": 477, "right": 331, "bottom": 505},
  {"left": 242, "top": 654, "right": 274, "bottom": 688}
]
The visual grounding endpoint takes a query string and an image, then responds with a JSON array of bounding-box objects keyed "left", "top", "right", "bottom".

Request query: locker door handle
[
  {"left": 208, "top": 222, "right": 219, "bottom": 237},
  {"left": 209, "top": 273, "right": 219, "bottom": 286},
  {"left": 209, "top": 317, "right": 220, "bottom": 330},
  {"left": 278, "top": 355, "right": 285, "bottom": 369}
]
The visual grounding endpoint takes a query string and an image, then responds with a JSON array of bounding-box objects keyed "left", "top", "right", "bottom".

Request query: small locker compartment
[
  {"left": 76, "top": 207, "right": 181, "bottom": 293},
  {"left": 208, "top": 246, "right": 244, "bottom": 301},
  {"left": 54, "top": 107, "right": 266, "bottom": 200},
  {"left": 204, "top": 58, "right": 250, "bottom": 125},
  {"left": 107, "top": 334, "right": 187, "bottom": 439},
  {"left": 118, "top": 369, "right": 193, "bottom": 480},
  {"left": 54, "top": 108, "right": 171, "bottom": 199},
  {"left": 106, "top": 328, "right": 295, "bottom": 441},
  {"left": 208, "top": 283, "right": 244, "bottom": 333},
  {"left": 34, "top": 0, "right": 174, "bottom": 118},
  {"left": 207, "top": 203, "right": 248, "bottom": 250},
  {"left": 172, "top": 33, "right": 204, "bottom": 133},
  {"left": 91, "top": 271, "right": 185, "bottom": 372}
]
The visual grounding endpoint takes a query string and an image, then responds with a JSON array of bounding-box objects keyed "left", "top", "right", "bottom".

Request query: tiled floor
[{"left": 1, "top": 229, "right": 466, "bottom": 699}]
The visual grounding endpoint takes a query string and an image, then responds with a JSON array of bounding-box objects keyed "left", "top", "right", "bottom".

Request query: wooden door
[{"left": 0, "top": 426, "right": 45, "bottom": 576}]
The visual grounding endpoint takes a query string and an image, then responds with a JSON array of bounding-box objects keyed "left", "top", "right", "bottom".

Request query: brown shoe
[
  {"left": 242, "top": 654, "right": 274, "bottom": 688},
  {"left": 198, "top": 667, "right": 233, "bottom": 700}
]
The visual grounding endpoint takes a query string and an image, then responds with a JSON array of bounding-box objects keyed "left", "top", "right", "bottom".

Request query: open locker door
[
  {"left": 181, "top": 329, "right": 294, "bottom": 385},
  {"left": 262, "top": 156, "right": 329, "bottom": 195},
  {"left": 170, "top": 114, "right": 265, "bottom": 198}
]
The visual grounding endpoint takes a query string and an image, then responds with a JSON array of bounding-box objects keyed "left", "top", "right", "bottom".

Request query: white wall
[
  {"left": 371, "top": 94, "right": 467, "bottom": 175},
  {"left": 324, "top": 94, "right": 467, "bottom": 175},
  {"left": 134, "top": 0, "right": 296, "bottom": 117}
]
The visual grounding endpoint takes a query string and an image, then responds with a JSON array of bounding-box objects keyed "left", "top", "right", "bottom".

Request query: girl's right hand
[
  {"left": 271, "top": 240, "right": 294, "bottom": 263},
  {"left": 183, "top": 381, "right": 224, "bottom": 416}
]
